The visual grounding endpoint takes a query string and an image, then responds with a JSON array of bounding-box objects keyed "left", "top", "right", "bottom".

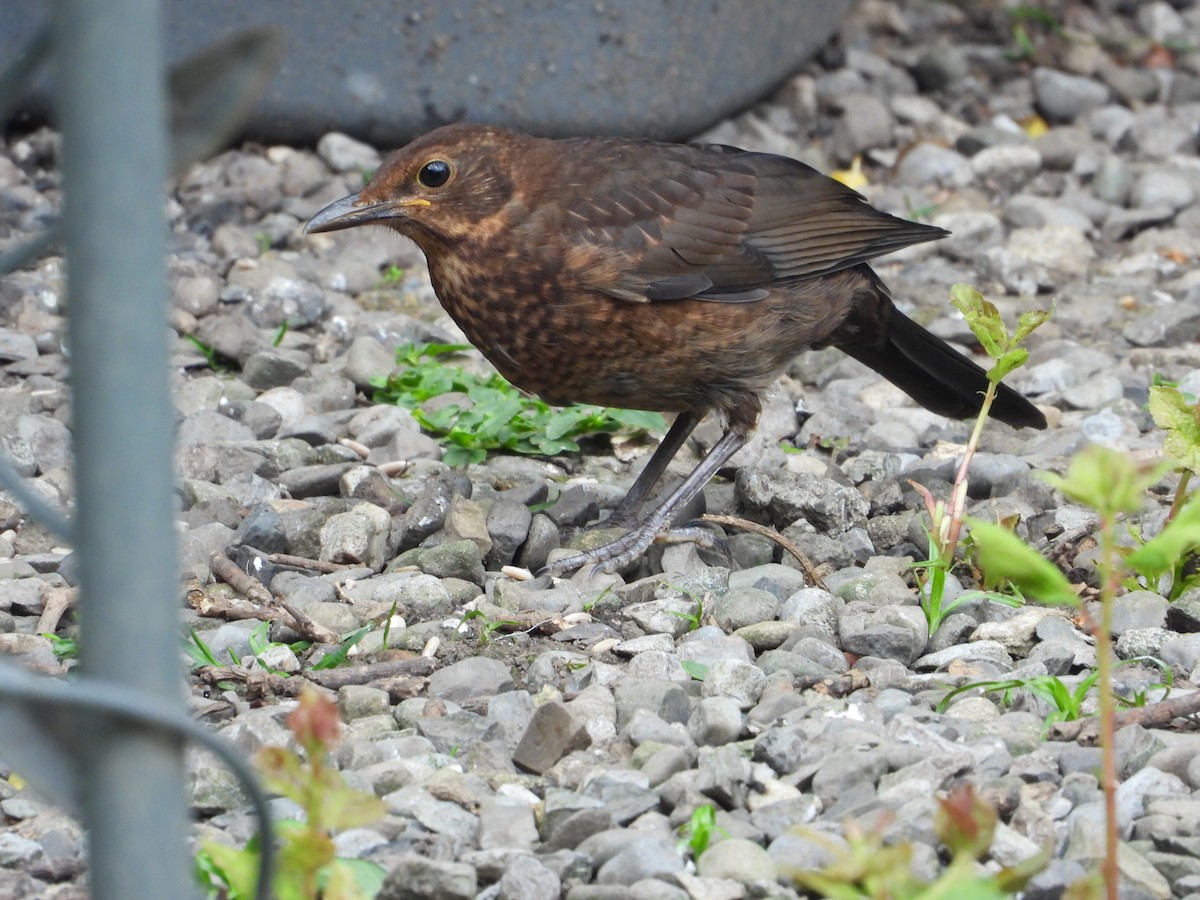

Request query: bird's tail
[{"left": 835, "top": 286, "right": 1046, "bottom": 430}]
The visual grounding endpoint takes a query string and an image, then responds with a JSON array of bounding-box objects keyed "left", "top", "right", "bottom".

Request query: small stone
[
  {"left": 426, "top": 657, "right": 515, "bottom": 703},
  {"left": 696, "top": 837, "right": 778, "bottom": 885},
  {"left": 338, "top": 684, "right": 391, "bottom": 719},
  {"left": 316, "top": 132, "right": 382, "bottom": 173},
  {"left": 1130, "top": 170, "right": 1195, "bottom": 213},
  {"left": 1033, "top": 67, "right": 1110, "bottom": 123},
  {"left": 895, "top": 143, "right": 973, "bottom": 187},
  {"left": 512, "top": 700, "right": 590, "bottom": 774},
  {"left": 970, "top": 145, "right": 1042, "bottom": 191},
  {"left": 418, "top": 539, "right": 485, "bottom": 585},
  {"left": 376, "top": 854, "right": 476, "bottom": 900}
]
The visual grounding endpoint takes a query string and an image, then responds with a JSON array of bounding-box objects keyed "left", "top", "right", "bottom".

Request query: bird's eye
[{"left": 417, "top": 159, "right": 452, "bottom": 189}]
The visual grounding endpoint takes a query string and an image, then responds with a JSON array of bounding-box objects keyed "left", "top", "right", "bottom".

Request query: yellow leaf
[
  {"left": 1022, "top": 114, "right": 1049, "bottom": 138},
  {"left": 831, "top": 156, "right": 869, "bottom": 190}
]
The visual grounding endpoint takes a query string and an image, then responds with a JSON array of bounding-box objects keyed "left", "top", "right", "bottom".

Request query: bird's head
[{"left": 305, "top": 123, "right": 529, "bottom": 248}]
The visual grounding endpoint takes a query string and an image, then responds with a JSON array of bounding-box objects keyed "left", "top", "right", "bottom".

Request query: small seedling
[
  {"left": 186, "top": 626, "right": 224, "bottom": 669},
  {"left": 677, "top": 803, "right": 725, "bottom": 860},
  {"left": 1005, "top": 4, "right": 1061, "bottom": 60},
  {"left": 254, "top": 232, "right": 272, "bottom": 254},
  {"left": 196, "top": 687, "right": 387, "bottom": 899},
  {"left": 968, "top": 446, "right": 1200, "bottom": 900},
  {"left": 910, "top": 285, "right": 1050, "bottom": 635},
  {"left": 186, "top": 335, "right": 230, "bottom": 372},
  {"left": 1143, "top": 383, "right": 1200, "bottom": 598},
  {"left": 380, "top": 599, "right": 399, "bottom": 650},
  {"left": 667, "top": 599, "right": 704, "bottom": 633},
  {"left": 310, "top": 625, "right": 373, "bottom": 671},
  {"left": 790, "top": 785, "right": 1053, "bottom": 899},
  {"left": 272, "top": 320, "right": 290, "bottom": 347},
  {"left": 246, "top": 620, "right": 290, "bottom": 676},
  {"left": 461, "top": 609, "right": 522, "bottom": 644},
  {"left": 378, "top": 264, "right": 406, "bottom": 286}
]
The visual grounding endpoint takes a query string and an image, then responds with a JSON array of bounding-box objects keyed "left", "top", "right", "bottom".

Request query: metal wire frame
[{"left": 0, "top": 2, "right": 273, "bottom": 898}]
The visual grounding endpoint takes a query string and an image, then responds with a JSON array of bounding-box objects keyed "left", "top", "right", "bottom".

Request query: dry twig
[{"left": 701, "top": 513, "right": 828, "bottom": 590}]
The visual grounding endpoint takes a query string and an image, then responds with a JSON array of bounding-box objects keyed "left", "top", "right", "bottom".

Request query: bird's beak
[{"left": 304, "top": 192, "right": 431, "bottom": 234}]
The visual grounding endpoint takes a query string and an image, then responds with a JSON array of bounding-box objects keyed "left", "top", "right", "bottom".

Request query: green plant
[
  {"left": 185, "top": 335, "right": 231, "bottom": 372},
  {"left": 1005, "top": 4, "right": 1061, "bottom": 60},
  {"left": 1143, "top": 383, "right": 1200, "bottom": 599},
  {"left": 677, "top": 803, "right": 725, "bottom": 859},
  {"left": 255, "top": 231, "right": 272, "bottom": 254},
  {"left": 936, "top": 667, "right": 1170, "bottom": 732},
  {"left": 40, "top": 632, "right": 78, "bottom": 661},
  {"left": 967, "top": 447, "right": 1200, "bottom": 900},
  {"left": 311, "top": 625, "right": 373, "bottom": 671},
  {"left": 245, "top": 620, "right": 290, "bottom": 676},
  {"left": 910, "top": 285, "right": 1050, "bottom": 635},
  {"left": 380, "top": 599, "right": 399, "bottom": 650},
  {"left": 272, "top": 320, "right": 290, "bottom": 347},
  {"left": 461, "top": 609, "right": 523, "bottom": 644},
  {"left": 371, "top": 342, "right": 665, "bottom": 466},
  {"left": 790, "top": 785, "right": 1055, "bottom": 899},
  {"left": 378, "top": 264, "right": 406, "bottom": 286},
  {"left": 1117, "top": 657, "right": 1174, "bottom": 708},
  {"left": 680, "top": 660, "right": 709, "bottom": 681},
  {"left": 196, "top": 687, "right": 387, "bottom": 899},
  {"left": 663, "top": 585, "right": 705, "bottom": 633},
  {"left": 186, "top": 626, "right": 224, "bottom": 668}
]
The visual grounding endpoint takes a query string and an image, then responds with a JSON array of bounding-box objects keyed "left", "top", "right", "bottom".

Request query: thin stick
[
  {"left": 36, "top": 585, "right": 76, "bottom": 635},
  {"left": 701, "top": 513, "right": 828, "bottom": 590}
]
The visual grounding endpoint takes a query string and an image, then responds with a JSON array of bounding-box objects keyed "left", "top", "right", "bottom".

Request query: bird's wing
[{"left": 556, "top": 142, "right": 946, "bottom": 304}]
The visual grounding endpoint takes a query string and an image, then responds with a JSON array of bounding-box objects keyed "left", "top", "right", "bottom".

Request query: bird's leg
[
  {"left": 540, "top": 423, "right": 748, "bottom": 576},
  {"left": 603, "top": 410, "right": 702, "bottom": 528}
]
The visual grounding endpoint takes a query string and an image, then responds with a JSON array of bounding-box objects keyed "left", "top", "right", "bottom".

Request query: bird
[{"left": 305, "top": 123, "right": 1046, "bottom": 575}]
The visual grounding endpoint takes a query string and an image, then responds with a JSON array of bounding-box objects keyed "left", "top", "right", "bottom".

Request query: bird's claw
[
  {"left": 536, "top": 526, "right": 661, "bottom": 578},
  {"left": 535, "top": 521, "right": 728, "bottom": 578}
]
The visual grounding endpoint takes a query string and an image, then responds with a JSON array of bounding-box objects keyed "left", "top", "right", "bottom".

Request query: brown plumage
[{"left": 306, "top": 124, "right": 1046, "bottom": 574}]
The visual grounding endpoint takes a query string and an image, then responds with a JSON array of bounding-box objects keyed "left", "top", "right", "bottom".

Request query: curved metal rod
[{"left": 0, "top": 668, "right": 273, "bottom": 900}]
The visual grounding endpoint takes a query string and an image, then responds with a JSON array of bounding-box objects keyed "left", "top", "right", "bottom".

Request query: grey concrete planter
[{"left": 3, "top": 1, "right": 851, "bottom": 145}]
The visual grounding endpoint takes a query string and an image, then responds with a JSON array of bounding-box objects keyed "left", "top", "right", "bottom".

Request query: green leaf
[
  {"left": 988, "top": 347, "right": 1028, "bottom": 384},
  {"left": 605, "top": 408, "right": 667, "bottom": 431},
  {"left": 1126, "top": 492, "right": 1200, "bottom": 581},
  {"left": 1150, "top": 384, "right": 1200, "bottom": 472},
  {"left": 443, "top": 446, "right": 487, "bottom": 467},
  {"left": 951, "top": 284, "right": 1007, "bottom": 360},
  {"left": 967, "top": 518, "right": 1079, "bottom": 607},
  {"left": 1043, "top": 446, "right": 1164, "bottom": 519},
  {"left": 311, "top": 625, "right": 372, "bottom": 670},
  {"left": 197, "top": 841, "right": 260, "bottom": 899},
  {"left": 1012, "top": 308, "right": 1053, "bottom": 346},
  {"left": 680, "top": 659, "right": 709, "bottom": 681},
  {"left": 322, "top": 858, "right": 386, "bottom": 900},
  {"left": 373, "top": 342, "right": 665, "bottom": 465}
]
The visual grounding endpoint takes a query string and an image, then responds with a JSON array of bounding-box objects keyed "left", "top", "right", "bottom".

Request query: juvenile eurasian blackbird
[{"left": 306, "top": 124, "right": 1046, "bottom": 574}]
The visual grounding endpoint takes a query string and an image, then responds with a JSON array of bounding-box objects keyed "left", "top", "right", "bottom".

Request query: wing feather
[{"left": 554, "top": 139, "right": 946, "bottom": 304}]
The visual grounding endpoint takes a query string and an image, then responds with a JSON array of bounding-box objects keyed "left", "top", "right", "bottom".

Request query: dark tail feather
[{"left": 838, "top": 307, "right": 1046, "bottom": 430}]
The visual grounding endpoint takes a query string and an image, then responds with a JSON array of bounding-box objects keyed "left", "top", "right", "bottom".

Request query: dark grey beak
[{"left": 305, "top": 193, "right": 419, "bottom": 234}]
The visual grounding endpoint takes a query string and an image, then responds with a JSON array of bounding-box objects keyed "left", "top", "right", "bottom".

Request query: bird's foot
[
  {"left": 538, "top": 525, "right": 658, "bottom": 577},
  {"left": 537, "top": 521, "right": 726, "bottom": 577}
]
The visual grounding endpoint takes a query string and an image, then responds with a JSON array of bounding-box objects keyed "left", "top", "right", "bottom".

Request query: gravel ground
[{"left": 4, "top": 1, "right": 1200, "bottom": 898}]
